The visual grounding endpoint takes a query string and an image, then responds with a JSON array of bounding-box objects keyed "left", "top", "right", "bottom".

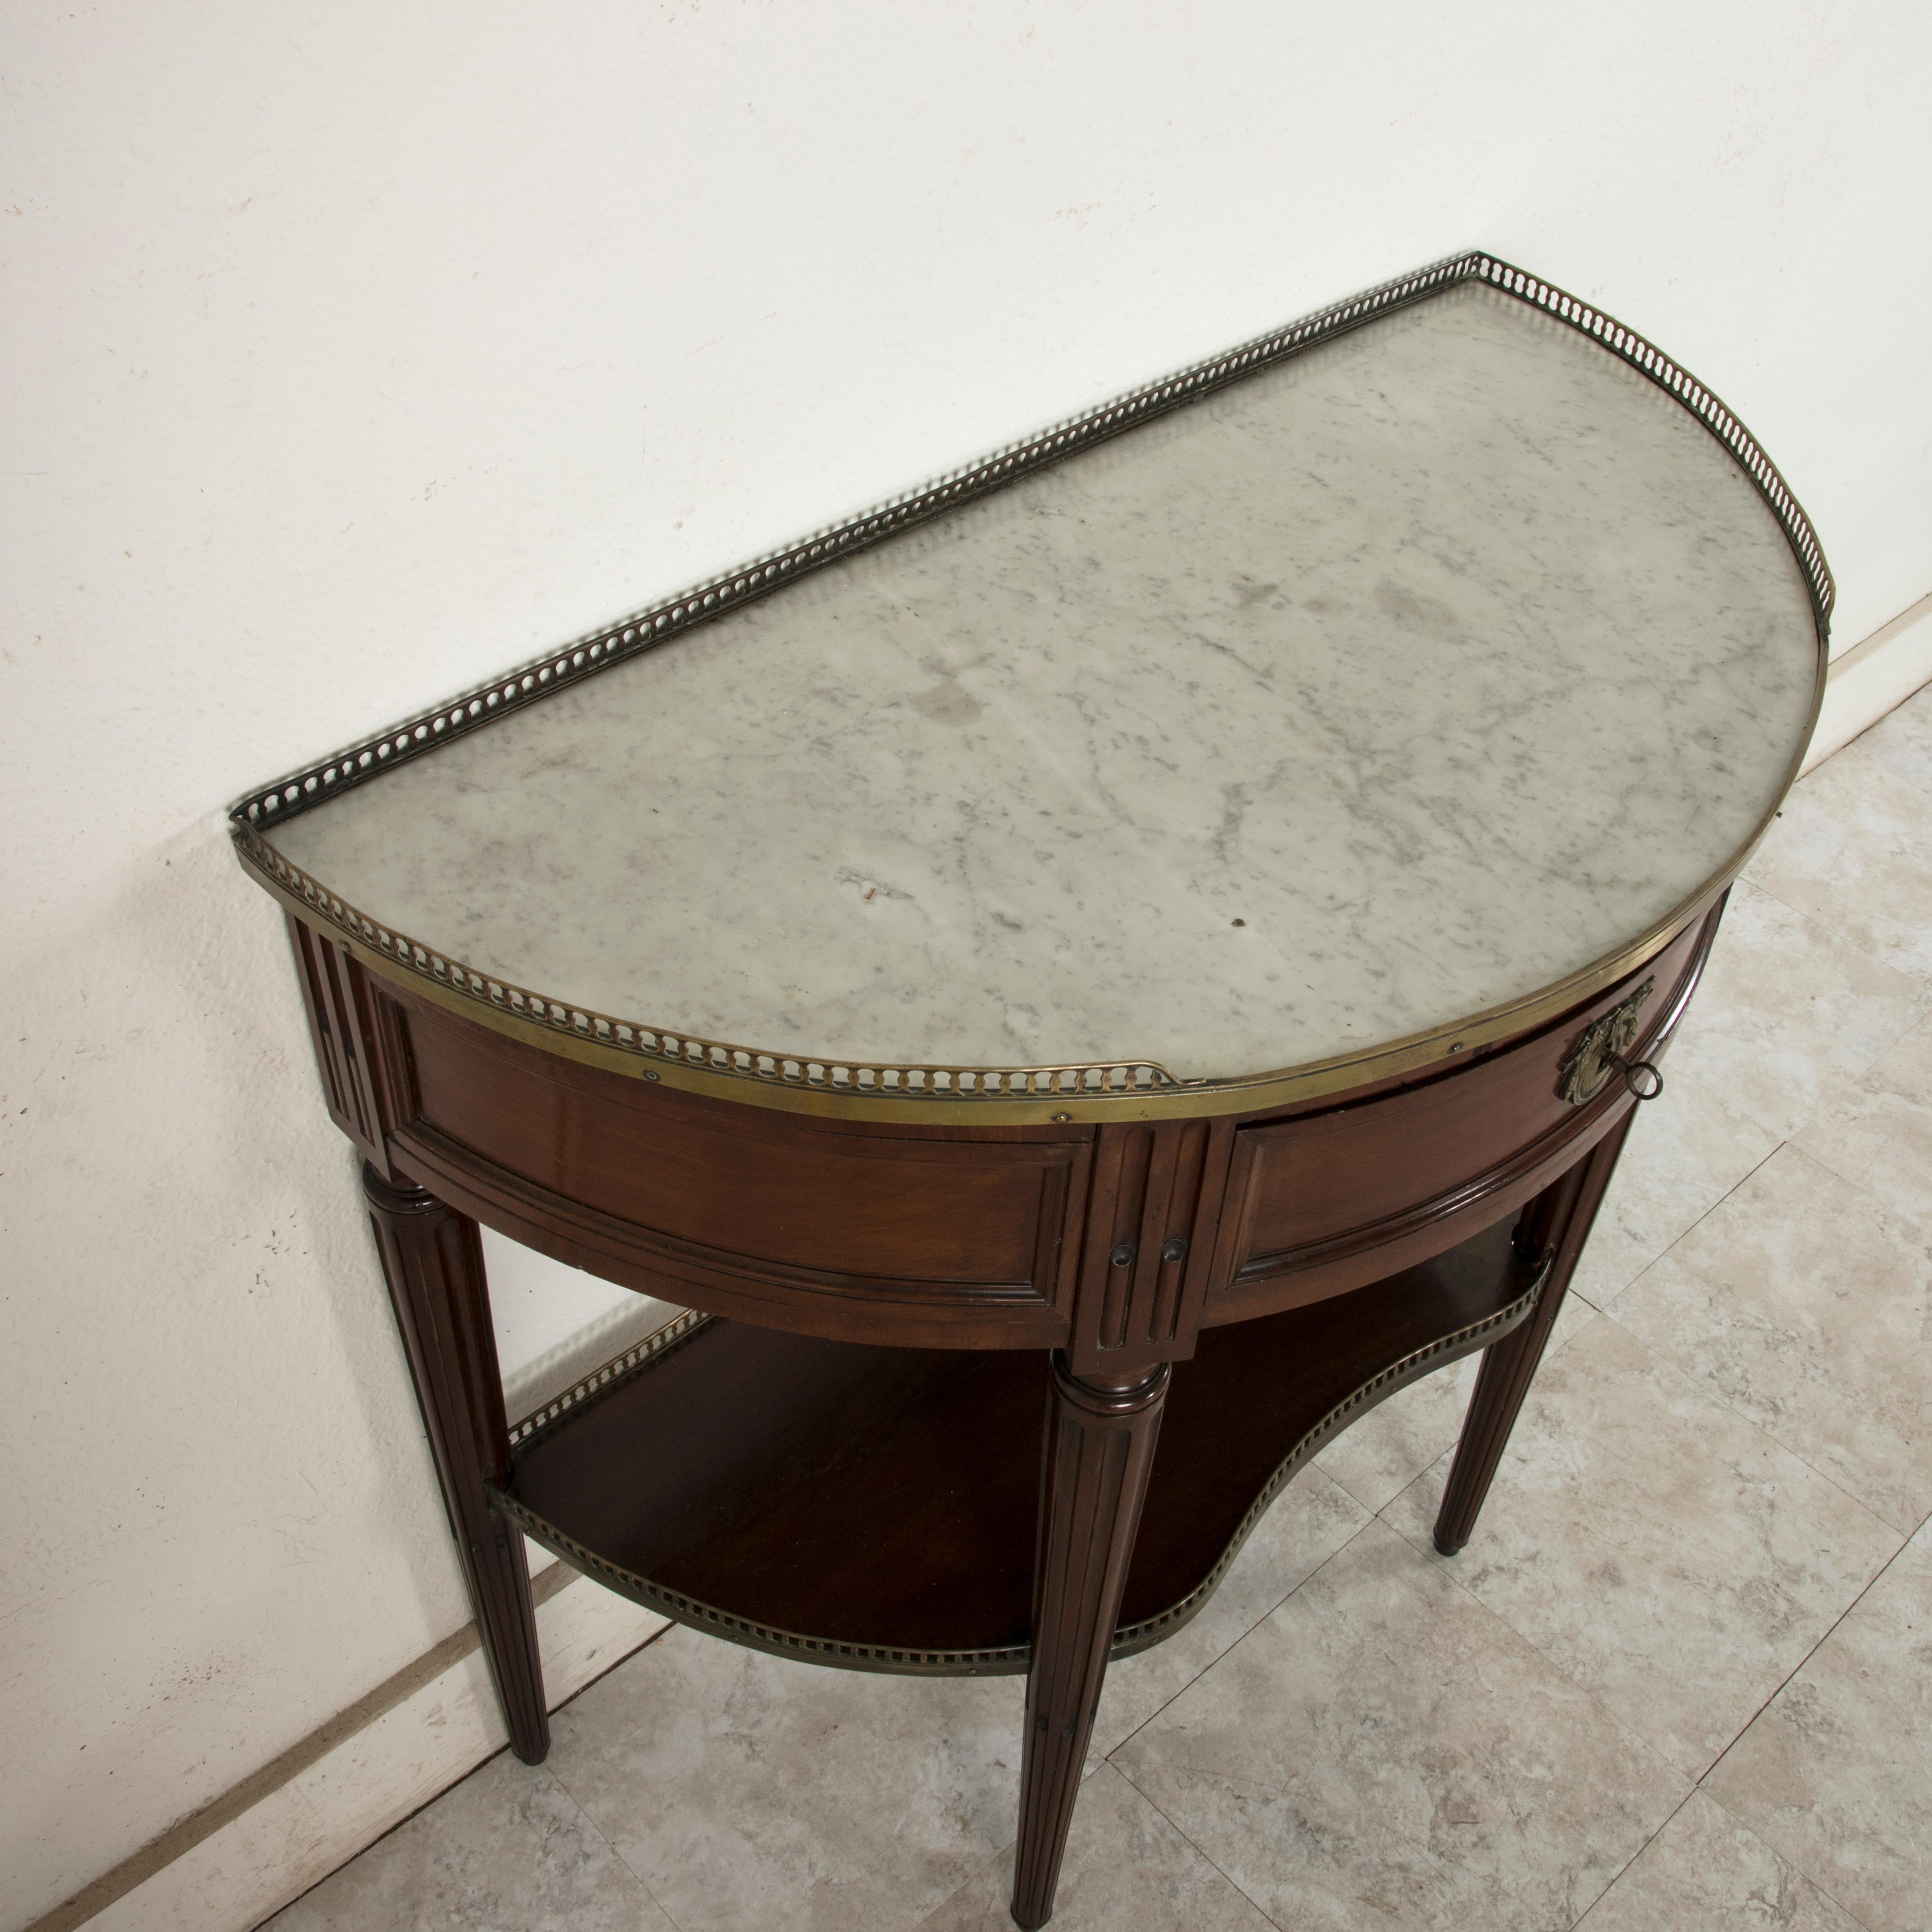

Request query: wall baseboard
[
  {"left": 1804, "top": 591, "right": 1932, "bottom": 774},
  {"left": 35, "top": 1556, "right": 666, "bottom": 1932}
]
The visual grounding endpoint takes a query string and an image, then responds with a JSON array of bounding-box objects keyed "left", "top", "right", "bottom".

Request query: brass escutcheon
[{"left": 1557, "top": 977, "right": 1656, "bottom": 1107}]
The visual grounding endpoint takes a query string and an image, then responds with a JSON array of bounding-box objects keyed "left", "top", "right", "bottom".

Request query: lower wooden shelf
[{"left": 495, "top": 1212, "right": 1538, "bottom": 1677}]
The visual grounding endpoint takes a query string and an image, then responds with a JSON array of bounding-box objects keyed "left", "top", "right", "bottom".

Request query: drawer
[
  {"left": 1206, "top": 911, "right": 1710, "bottom": 1313},
  {"left": 393, "top": 994, "right": 1089, "bottom": 1347}
]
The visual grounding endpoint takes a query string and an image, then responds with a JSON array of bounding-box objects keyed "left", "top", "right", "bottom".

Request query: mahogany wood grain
[
  {"left": 396, "top": 998, "right": 1090, "bottom": 1349},
  {"left": 362, "top": 1164, "right": 548, "bottom": 1763},
  {"left": 499, "top": 1214, "right": 1530, "bottom": 1666},
  {"left": 304, "top": 900, "right": 1718, "bottom": 1366},
  {"left": 1013, "top": 1356, "right": 1168, "bottom": 1928},
  {"left": 1116, "top": 1211, "right": 1526, "bottom": 1637},
  {"left": 1066, "top": 1118, "right": 1234, "bottom": 1374},
  {"left": 1432, "top": 1110, "right": 1635, "bottom": 1556},
  {"left": 274, "top": 896, "right": 1725, "bottom": 1928},
  {"left": 286, "top": 915, "right": 416, "bottom": 1180},
  {"left": 1201, "top": 899, "right": 1720, "bottom": 1327},
  {"left": 393, "top": 1120, "right": 1084, "bottom": 1352}
]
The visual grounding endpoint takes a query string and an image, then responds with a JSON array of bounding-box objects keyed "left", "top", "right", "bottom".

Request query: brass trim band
[{"left": 244, "top": 828, "right": 1731, "bottom": 1124}]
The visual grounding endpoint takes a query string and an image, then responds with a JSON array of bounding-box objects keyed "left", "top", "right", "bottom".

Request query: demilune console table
[{"left": 232, "top": 254, "right": 1827, "bottom": 1928}]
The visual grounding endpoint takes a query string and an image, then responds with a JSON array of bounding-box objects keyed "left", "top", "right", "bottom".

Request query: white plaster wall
[{"left": 3, "top": 1, "right": 1928, "bottom": 1921}]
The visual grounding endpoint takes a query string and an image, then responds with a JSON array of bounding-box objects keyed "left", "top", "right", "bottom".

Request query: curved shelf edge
[
  {"left": 1110, "top": 1258, "right": 1547, "bottom": 1661},
  {"left": 489, "top": 1243, "right": 1547, "bottom": 1679},
  {"left": 492, "top": 1486, "right": 1032, "bottom": 1679}
]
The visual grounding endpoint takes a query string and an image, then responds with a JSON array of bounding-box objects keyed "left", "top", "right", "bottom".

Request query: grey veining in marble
[{"left": 268, "top": 285, "right": 1819, "bottom": 1080}]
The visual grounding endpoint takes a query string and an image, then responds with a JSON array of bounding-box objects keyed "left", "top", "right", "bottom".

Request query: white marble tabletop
[{"left": 266, "top": 284, "right": 1819, "bottom": 1084}]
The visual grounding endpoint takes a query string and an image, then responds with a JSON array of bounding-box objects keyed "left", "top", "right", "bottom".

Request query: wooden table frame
[{"left": 283, "top": 890, "right": 1719, "bottom": 1926}]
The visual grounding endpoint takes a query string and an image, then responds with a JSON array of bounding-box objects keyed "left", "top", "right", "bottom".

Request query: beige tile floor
[{"left": 263, "top": 687, "right": 1932, "bottom": 1932}]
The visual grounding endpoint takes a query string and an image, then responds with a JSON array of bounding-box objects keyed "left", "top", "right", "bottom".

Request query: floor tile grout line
[
  {"left": 1698, "top": 1493, "right": 1932, "bottom": 1804},
  {"left": 1361, "top": 1141, "right": 1922, "bottom": 1928},
  {"left": 1597, "top": 1283, "right": 1922, "bottom": 1543},
  {"left": 903, "top": 1830, "right": 1014, "bottom": 1932},
  {"left": 1374, "top": 1457, "right": 1715, "bottom": 1794},
  {"left": 1104, "top": 1753, "right": 1298, "bottom": 1932},
  {"left": 488, "top": 1620, "right": 691, "bottom": 1932},
  {"left": 619, "top": 1484, "right": 1386, "bottom": 1931},
  {"left": 1779, "top": 1125, "right": 1932, "bottom": 1257},
  {"left": 1692, "top": 1790, "right": 1884, "bottom": 1932},
  {"left": 905, "top": 1759, "right": 1285, "bottom": 1932},
  {"left": 1682, "top": 1525, "right": 1927, "bottom": 1932},
  {"left": 1377, "top": 1312, "right": 1905, "bottom": 1789},
  {"left": 1110, "top": 1455, "right": 1912, "bottom": 1932},
  {"left": 1106, "top": 1488, "right": 1688, "bottom": 1932},
  {"left": 1585, "top": 1131, "right": 1929, "bottom": 1539},
  {"left": 1584, "top": 1132, "right": 1786, "bottom": 1315},
  {"left": 1891, "top": 1003, "right": 1932, "bottom": 1049},
  {"left": 1090, "top": 1311, "right": 1603, "bottom": 1891},
  {"left": 1562, "top": 1786, "right": 1701, "bottom": 1932},
  {"left": 1736, "top": 869, "right": 1932, "bottom": 1002},
  {"left": 898, "top": 1767, "right": 1135, "bottom": 1932},
  {"left": 1099, "top": 1496, "right": 1381, "bottom": 1774},
  {"left": 545, "top": 1767, "right": 693, "bottom": 1932},
  {"left": 1097, "top": 1508, "right": 1400, "bottom": 1929},
  {"left": 1564, "top": 1787, "right": 1884, "bottom": 1932}
]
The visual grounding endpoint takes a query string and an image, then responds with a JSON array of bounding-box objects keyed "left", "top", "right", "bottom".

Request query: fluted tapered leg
[
  {"left": 363, "top": 1163, "right": 549, "bottom": 1762},
  {"left": 1433, "top": 1111, "right": 1636, "bottom": 1557},
  {"left": 1011, "top": 1354, "right": 1168, "bottom": 1929}
]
